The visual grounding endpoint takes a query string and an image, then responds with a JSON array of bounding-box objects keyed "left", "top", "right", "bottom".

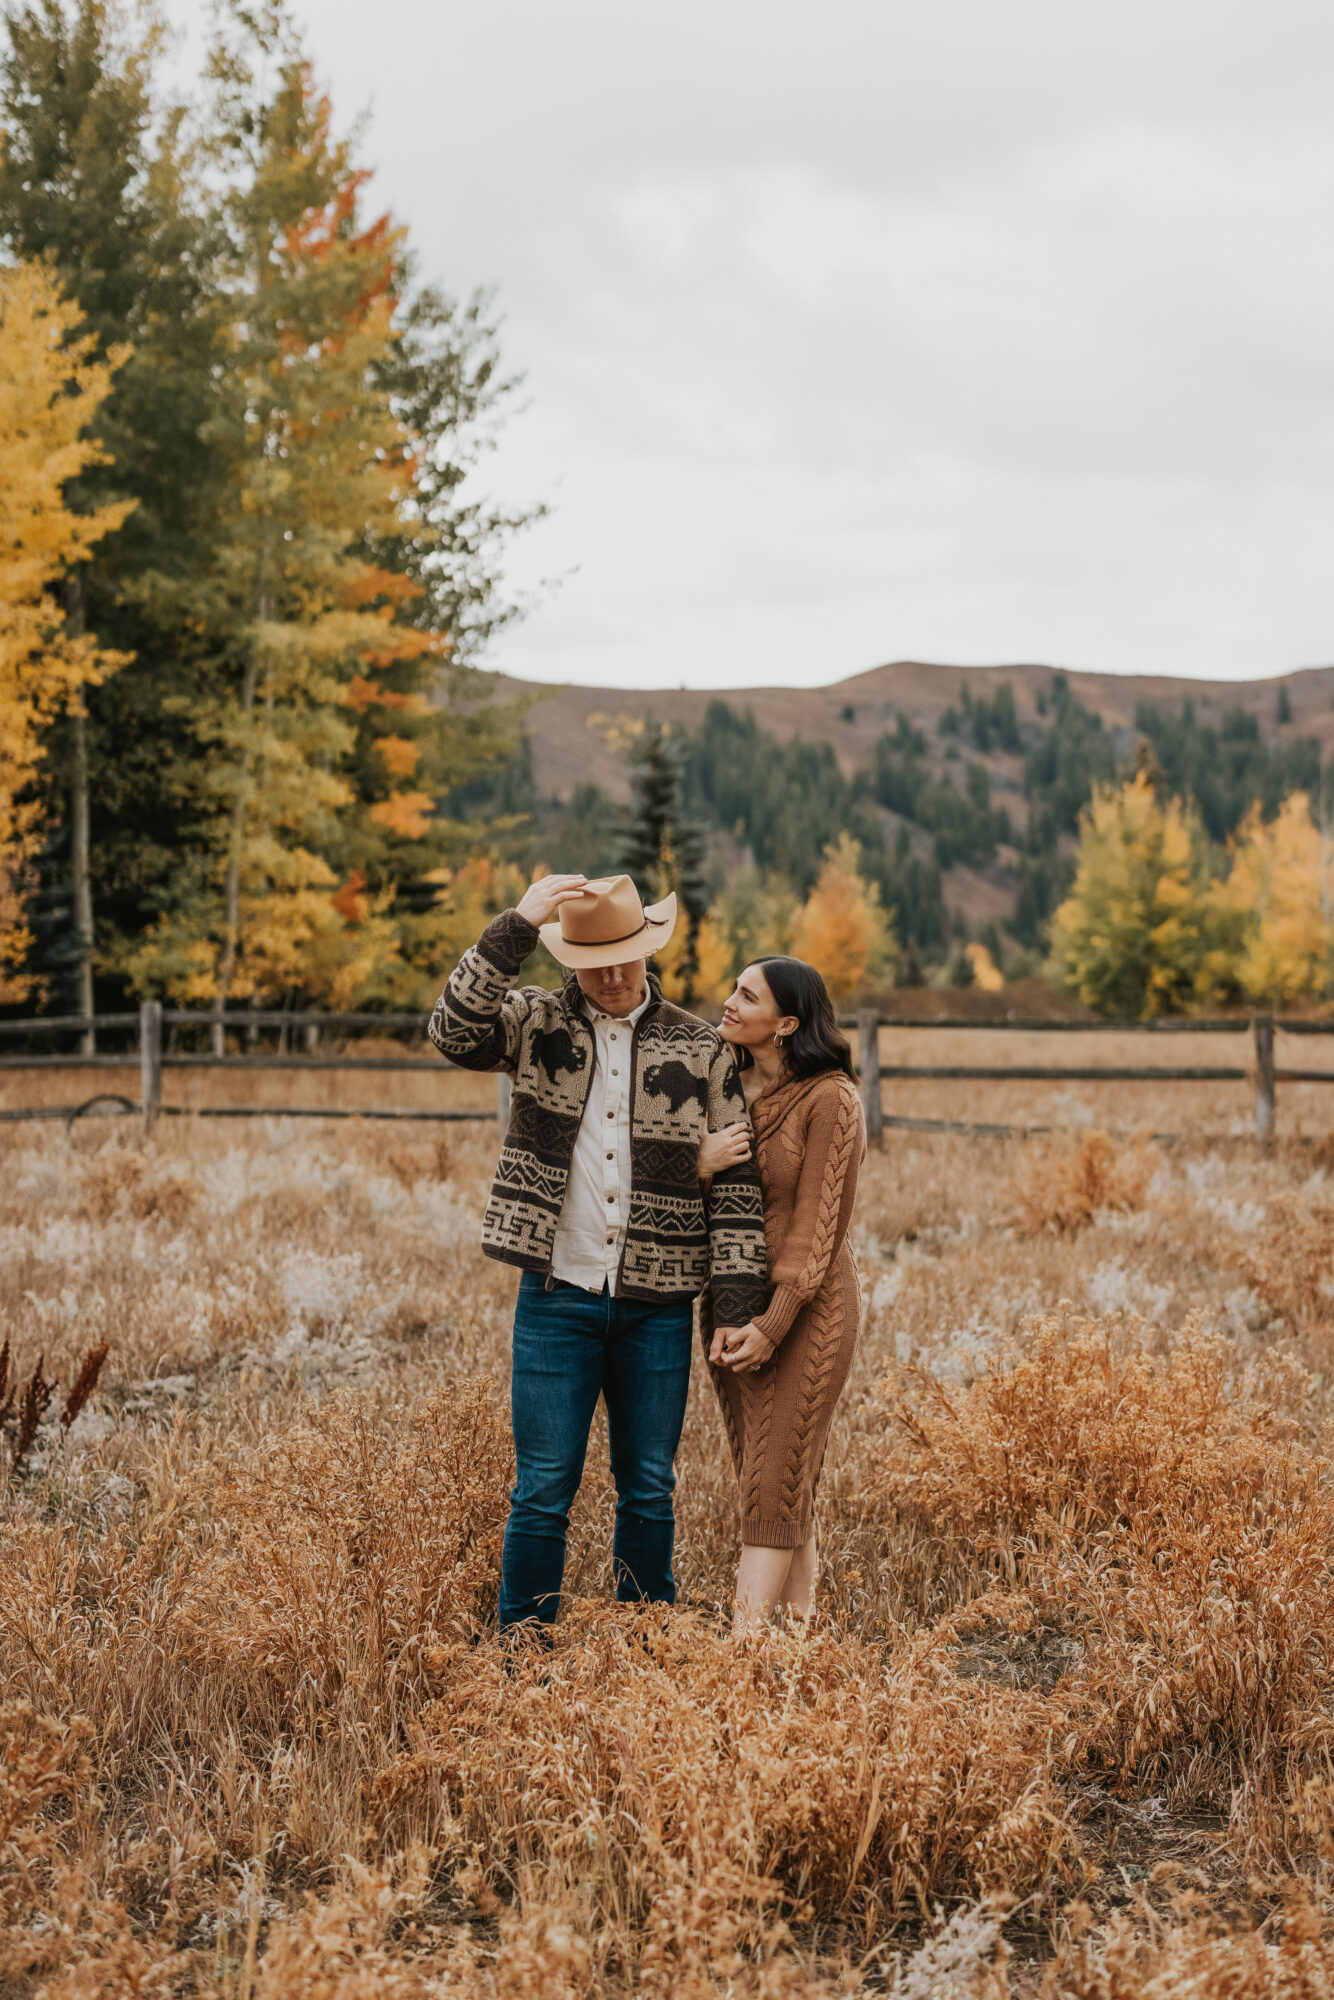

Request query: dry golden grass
[
  {"left": 1009, "top": 1132, "right": 1155, "bottom": 1235},
  {"left": 875, "top": 1316, "right": 1334, "bottom": 1819},
  {"left": 1230, "top": 1193, "right": 1334, "bottom": 1347},
  {"left": 6, "top": 1105, "right": 1334, "bottom": 1991}
]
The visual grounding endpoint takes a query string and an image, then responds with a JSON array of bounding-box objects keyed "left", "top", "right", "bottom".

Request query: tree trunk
[
  {"left": 64, "top": 574, "right": 96, "bottom": 1055},
  {"left": 212, "top": 587, "right": 267, "bottom": 1055},
  {"left": 211, "top": 654, "right": 260, "bottom": 1056}
]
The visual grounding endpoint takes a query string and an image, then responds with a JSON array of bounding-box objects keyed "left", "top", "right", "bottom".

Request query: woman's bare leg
[
  {"left": 733, "top": 1546, "right": 795, "bottom": 1632},
  {"left": 776, "top": 1533, "right": 817, "bottom": 1619}
]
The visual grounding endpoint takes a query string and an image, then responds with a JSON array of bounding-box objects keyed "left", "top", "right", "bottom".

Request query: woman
[{"left": 698, "top": 957, "right": 866, "bottom": 1630}]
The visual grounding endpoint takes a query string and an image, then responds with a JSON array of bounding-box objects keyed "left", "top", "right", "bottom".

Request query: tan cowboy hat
[{"left": 539, "top": 874, "right": 678, "bottom": 970}]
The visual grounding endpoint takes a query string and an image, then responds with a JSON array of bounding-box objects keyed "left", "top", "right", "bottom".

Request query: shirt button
[
  {"left": 611, "top": 1069, "right": 619, "bottom": 1077},
  {"left": 606, "top": 1192, "right": 615, "bottom": 1203},
  {"left": 606, "top": 1151, "right": 614, "bottom": 1160},
  {"left": 607, "top": 1110, "right": 614, "bottom": 1120},
  {"left": 606, "top": 1234, "right": 614, "bottom": 1245}
]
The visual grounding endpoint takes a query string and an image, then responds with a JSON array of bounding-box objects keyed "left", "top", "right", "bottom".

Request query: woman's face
[{"left": 719, "top": 964, "right": 799, "bottom": 1050}]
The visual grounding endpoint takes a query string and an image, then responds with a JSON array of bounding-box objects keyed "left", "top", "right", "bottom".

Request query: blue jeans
[{"left": 499, "top": 1272, "right": 695, "bottom": 1630}]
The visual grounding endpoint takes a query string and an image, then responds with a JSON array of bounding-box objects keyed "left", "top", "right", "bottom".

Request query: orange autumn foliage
[
  {"left": 0, "top": 262, "right": 133, "bottom": 999},
  {"left": 790, "top": 834, "right": 893, "bottom": 997},
  {"left": 376, "top": 735, "right": 421, "bottom": 780},
  {"left": 369, "top": 792, "right": 434, "bottom": 841}
]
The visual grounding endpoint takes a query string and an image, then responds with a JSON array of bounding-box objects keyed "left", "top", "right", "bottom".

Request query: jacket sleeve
[
  {"left": 752, "top": 1078, "right": 864, "bottom": 1352},
  {"left": 702, "top": 1043, "right": 770, "bottom": 1327},
  {"left": 427, "top": 909, "right": 541, "bottom": 1075}
]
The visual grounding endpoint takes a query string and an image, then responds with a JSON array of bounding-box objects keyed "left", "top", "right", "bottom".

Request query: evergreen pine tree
[
  {"left": 898, "top": 940, "right": 925, "bottom": 988},
  {"left": 620, "top": 718, "right": 709, "bottom": 1002}
]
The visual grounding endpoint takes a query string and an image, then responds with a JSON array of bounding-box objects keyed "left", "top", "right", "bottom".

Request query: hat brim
[{"left": 539, "top": 892, "right": 678, "bottom": 969}]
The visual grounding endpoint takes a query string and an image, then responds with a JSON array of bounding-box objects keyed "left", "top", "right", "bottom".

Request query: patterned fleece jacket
[{"left": 428, "top": 909, "right": 770, "bottom": 1326}]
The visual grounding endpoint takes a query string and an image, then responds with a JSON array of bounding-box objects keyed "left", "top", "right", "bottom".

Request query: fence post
[
  {"left": 140, "top": 999, "right": 162, "bottom": 1131},
  {"left": 857, "top": 1008, "right": 883, "bottom": 1148},
  {"left": 1253, "top": 1012, "right": 1275, "bottom": 1146},
  {"left": 496, "top": 1072, "right": 512, "bottom": 1136}
]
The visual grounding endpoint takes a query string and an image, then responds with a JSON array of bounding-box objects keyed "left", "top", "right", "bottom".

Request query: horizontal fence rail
[
  {"left": 847, "top": 1008, "right": 1307, "bottom": 1146},
  {"left": 0, "top": 999, "right": 504, "bottom": 1130},
  {"left": 839, "top": 1014, "right": 1257, "bottom": 1033},
  {"left": 876, "top": 1064, "right": 1252, "bottom": 1081},
  {"left": 0, "top": 1000, "right": 1329, "bottom": 1141}
]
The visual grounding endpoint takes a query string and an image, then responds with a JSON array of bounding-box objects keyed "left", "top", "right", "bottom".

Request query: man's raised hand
[{"left": 516, "top": 874, "right": 589, "bottom": 929}]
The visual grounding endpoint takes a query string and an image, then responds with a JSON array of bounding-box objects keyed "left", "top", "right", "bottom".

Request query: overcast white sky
[{"left": 168, "top": 2, "right": 1334, "bottom": 691}]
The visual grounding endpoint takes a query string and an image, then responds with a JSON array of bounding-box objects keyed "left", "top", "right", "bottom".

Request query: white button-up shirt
[{"left": 549, "top": 992, "right": 650, "bottom": 1292}]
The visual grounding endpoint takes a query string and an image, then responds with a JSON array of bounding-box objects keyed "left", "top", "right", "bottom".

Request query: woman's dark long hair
[{"left": 739, "top": 957, "right": 858, "bottom": 1082}]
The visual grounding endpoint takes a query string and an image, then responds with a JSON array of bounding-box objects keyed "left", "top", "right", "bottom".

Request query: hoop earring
[{"left": 773, "top": 1031, "right": 787, "bottom": 1049}]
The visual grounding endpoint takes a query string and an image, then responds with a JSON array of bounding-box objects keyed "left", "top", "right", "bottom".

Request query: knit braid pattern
[
  {"left": 789, "top": 1083, "right": 862, "bottom": 1300},
  {"left": 777, "top": 1259, "right": 846, "bottom": 1526},
  {"left": 741, "top": 1364, "right": 777, "bottom": 1524},
  {"left": 712, "top": 1072, "right": 865, "bottom": 1550},
  {"left": 811, "top": 1259, "right": 860, "bottom": 1513}
]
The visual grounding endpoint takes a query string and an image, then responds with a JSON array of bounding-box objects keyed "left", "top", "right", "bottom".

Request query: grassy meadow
[{"left": 7, "top": 1075, "right": 1334, "bottom": 1993}]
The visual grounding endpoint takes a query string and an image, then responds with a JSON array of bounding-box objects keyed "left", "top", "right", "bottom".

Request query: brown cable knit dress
[{"left": 702, "top": 1069, "right": 866, "bottom": 1549}]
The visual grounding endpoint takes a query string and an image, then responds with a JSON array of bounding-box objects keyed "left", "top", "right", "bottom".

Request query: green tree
[
  {"left": 1024, "top": 671, "right": 1117, "bottom": 836},
  {"left": 367, "top": 275, "right": 542, "bottom": 669},
  {"left": 130, "top": 30, "right": 439, "bottom": 1018},
  {"left": 0, "top": 0, "right": 226, "bottom": 1026},
  {"left": 353, "top": 265, "right": 543, "bottom": 960},
  {"left": 621, "top": 718, "right": 709, "bottom": 1002},
  {"left": 1134, "top": 696, "right": 1318, "bottom": 843},
  {"left": 712, "top": 866, "right": 798, "bottom": 975},
  {"left": 0, "top": 0, "right": 537, "bottom": 1019}
]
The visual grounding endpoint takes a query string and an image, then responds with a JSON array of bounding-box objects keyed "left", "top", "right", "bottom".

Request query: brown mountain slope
[{"left": 493, "top": 659, "right": 1334, "bottom": 805}]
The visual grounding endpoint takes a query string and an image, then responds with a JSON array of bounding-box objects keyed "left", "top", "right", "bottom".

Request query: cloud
[{"left": 167, "top": 0, "right": 1334, "bottom": 688}]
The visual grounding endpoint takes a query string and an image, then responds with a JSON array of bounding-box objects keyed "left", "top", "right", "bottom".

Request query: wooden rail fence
[
  {"left": 0, "top": 1004, "right": 505, "bottom": 1130},
  {"left": 0, "top": 1002, "right": 1328, "bottom": 1144},
  {"left": 847, "top": 1008, "right": 1305, "bottom": 1146}
]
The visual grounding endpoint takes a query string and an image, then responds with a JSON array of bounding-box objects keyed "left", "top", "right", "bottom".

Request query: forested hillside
[{"left": 468, "top": 664, "right": 1334, "bottom": 975}]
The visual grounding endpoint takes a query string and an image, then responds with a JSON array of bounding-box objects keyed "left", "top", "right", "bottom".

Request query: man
[{"left": 429, "top": 870, "right": 768, "bottom": 1630}]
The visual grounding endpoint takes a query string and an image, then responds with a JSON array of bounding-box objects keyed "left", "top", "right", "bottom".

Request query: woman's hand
[
  {"left": 709, "top": 1321, "right": 773, "bottom": 1373},
  {"left": 697, "top": 1123, "right": 752, "bottom": 1184},
  {"left": 516, "top": 873, "right": 588, "bottom": 928}
]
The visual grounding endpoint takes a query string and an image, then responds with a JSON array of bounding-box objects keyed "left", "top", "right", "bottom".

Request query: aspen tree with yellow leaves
[
  {"left": 0, "top": 1, "right": 531, "bottom": 1015},
  {"left": 1204, "top": 793, "right": 1334, "bottom": 1006},
  {"left": 965, "top": 940, "right": 1005, "bottom": 992},
  {"left": 1048, "top": 770, "right": 1220, "bottom": 1016},
  {"left": 0, "top": 261, "right": 130, "bottom": 1001},
  {"left": 791, "top": 833, "right": 894, "bottom": 998},
  {"left": 123, "top": 54, "right": 463, "bottom": 1020}
]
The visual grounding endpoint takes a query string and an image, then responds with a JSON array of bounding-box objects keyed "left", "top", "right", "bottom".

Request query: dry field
[{"left": 9, "top": 1079, "right": 1334, "bottom": 1993}]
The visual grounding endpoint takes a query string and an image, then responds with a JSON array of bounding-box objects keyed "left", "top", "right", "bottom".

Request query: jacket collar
[{"left": 562, "top": 966, "right": 664, "bottom": 1024}]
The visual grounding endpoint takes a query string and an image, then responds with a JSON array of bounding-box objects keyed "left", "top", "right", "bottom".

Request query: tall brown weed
[
  {"left": 875, "top": 1313, "right": 1334, "bottom": 1816},
  {"left": 1011, "top": 1132, "right": 1154, "bottom": 1237}
]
